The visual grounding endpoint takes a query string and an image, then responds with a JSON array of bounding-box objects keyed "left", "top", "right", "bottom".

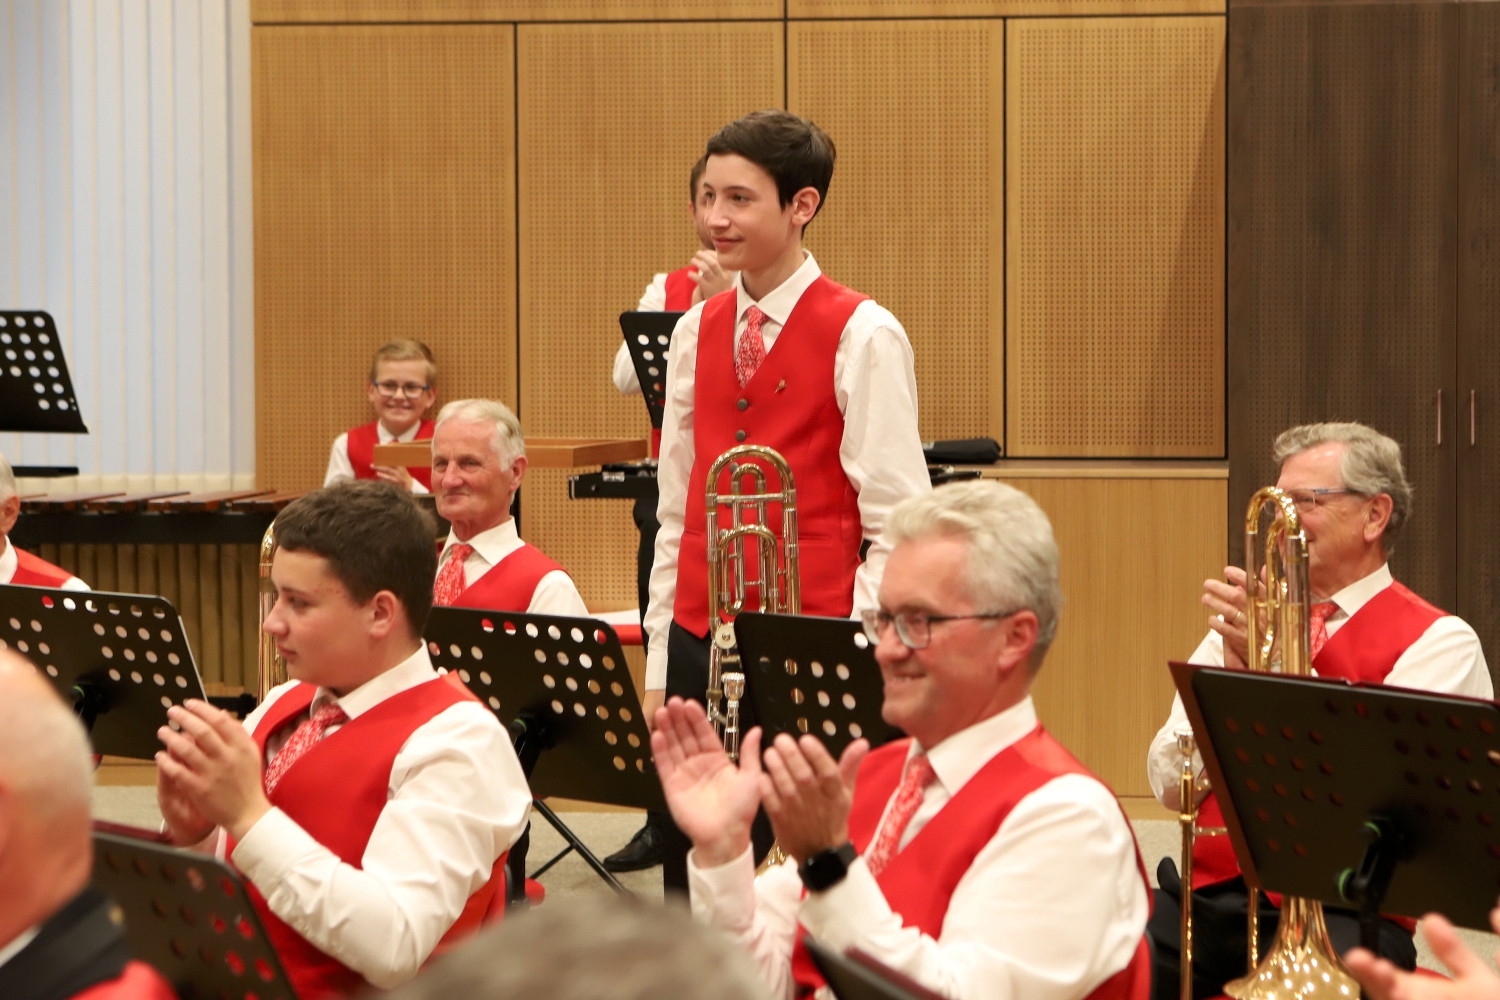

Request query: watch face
[{"left": 800, "top": 843, "right": 857, "bottom": 892}]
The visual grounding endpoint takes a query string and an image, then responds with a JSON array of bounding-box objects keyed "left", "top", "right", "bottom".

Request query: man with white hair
[
  {"left": 1146, "top": 422, "right": 1493, "bottom": 999},
  {"left": 429, "top": 399, "right": 586, "bottom": 616},
  {"left": 654, "top": 480, "right": 1151, "bottom": 1000},
  {"left": 0, "top": 650, "right": 175, "bottom": 999},
  {"left": 0, "top": 456, "right": 87, "bottom": 591}
]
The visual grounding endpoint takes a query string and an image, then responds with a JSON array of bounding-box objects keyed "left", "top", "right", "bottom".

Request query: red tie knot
[{"left": 447, "top": 543, "right": 475, "bottom": 565}]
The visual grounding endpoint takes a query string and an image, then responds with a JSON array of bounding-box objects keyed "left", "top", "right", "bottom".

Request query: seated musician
[
  {"left": 153, "top": 481, "right": 530, "bottom": 999},
  {"left": 0, "top": 650, "right": 175, "bottom": 1000},
  {"left": 430, "top": 399, "right": 587, "bottom": 616},
  {"left": 324, "top": 339, "right": 439, "bottom": 494},
  {"left": 0, "top": 456, "right": 88, "bottom": 590},
  {"left": 1146, "top": 421, "right": 1493, "bottom": 999},
  {"left": 655, "top": 481, "right": 1152, "bottom": 1000}
]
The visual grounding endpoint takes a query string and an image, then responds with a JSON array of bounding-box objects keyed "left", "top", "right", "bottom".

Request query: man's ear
[
  {"left": 367, "top": 590, "right": 405, "bottom": 642},
  {"left": 1364, "top": 493, "right": 1394, "bottom": 545},
  {"left": 788, "top": 187, "right": 821, "bottom": 230},
  {"left": 508, "top": 454, "right": 529, "bottom": 488},
  {"left": 997, "top": 611, "right": 1040, "bottom": 677},
  {"left": 0, "top": 493, "right": 20, "bottom": 536}
]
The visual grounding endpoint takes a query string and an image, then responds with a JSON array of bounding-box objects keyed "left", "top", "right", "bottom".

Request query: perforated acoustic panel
[
  {"left": 253, "top": 25, "right": 516, "bottom": 492},
  {"left": 790, "top": 20, "right": 1004, "bottom": 442},
  {"left": 517, "top": 22, "right": 781, "bottom": 607},
  {"left": 788, "top": 0, "right": 1220, "bottom": 15},
  {"left": 1007, "top": 17, "right": 1225, "bottom": 457},
  {"left": 252, "top": 0, "right": 780, "bottom": 22}
]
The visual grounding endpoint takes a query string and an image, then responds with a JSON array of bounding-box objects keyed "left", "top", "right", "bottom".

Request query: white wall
[{"left": 0, "top": 0, "right": 254, "bottom": 494}]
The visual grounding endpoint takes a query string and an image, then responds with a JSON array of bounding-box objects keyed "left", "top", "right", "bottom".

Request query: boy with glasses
[{"left": 324, "top": 340, "right": 439, "bottom": 494}]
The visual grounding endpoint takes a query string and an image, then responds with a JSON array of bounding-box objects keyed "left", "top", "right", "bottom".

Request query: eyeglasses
[
  {"left": 373, "top": 381, "right": 431, "bottom": 399},
  {"left": 860, "top": 607, "right": 1022, "bottom": 650},
  {"left": 1285, "top": 488, "right": 1357, "bottom": 513}
]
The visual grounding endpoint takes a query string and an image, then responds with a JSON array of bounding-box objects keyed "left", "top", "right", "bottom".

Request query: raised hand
[
  {"left": 156, "top": 700, "right": 272, "bottom": 842},
  {"left": 651, "top": 697, "right": 762, "bottom": 868},
  {"left": 1204, "top": 565, "right": 1253, "bottom": 669},
  {"left": 1347, "top": 912, "right": 1500, "bottom": 1000},
  {"left": 689, "top": 250, "right": 735, "bottom": 303},
  {"left": 760, "top": 733, "right": 868, "bottom": 864}
]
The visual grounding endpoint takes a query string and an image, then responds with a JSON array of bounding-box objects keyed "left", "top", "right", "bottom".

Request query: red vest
[
  {"left": 70, "top": 962, "right": 177, "bottom": 1000},
  {"left": 1191, "top": 581, "right": 1448, "bottom": 890},
  {"left": 237, "top": 679, "right": 505, "bottom": 1000},
  {"left": 664, "top": 266, "right": 697, "bottom": 310},
  {"left": 444, "top": 543, "right": 565, "bottom": 612},
  {"left": 10, "top": 547, "right": 75, "bottom": 587},
  {"left": 791, "top": 727, "right": 1153, "bottom": 1000},
  {"left": 674, "top": 277, "right": 867, "bottom": 635},
  {"left": 346, "top": 420, "right": 436, "bottom": 491}
]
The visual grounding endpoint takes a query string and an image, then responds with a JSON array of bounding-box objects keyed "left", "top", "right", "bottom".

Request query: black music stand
[
  {"left": 807, "top": 940, "right": 945, "bottom": 1000},
  {"left": 1172, "top": 661, "right": 1500, "bottom": 950},
  {"left": 0, "top": 584, "right": 207, "bottom": 759},
  {"left": 619, "top": 311, "right": 682, "bottom": 431},
  {"left": 425, "top": 606, "right": 664, "bottom": 894},
  {"left": 92, "top": 829, "right": 298, "bottom": 1000},
  {"left": 0, "top": 311, "right": 87, "bottom": 477},
  {"left": 735, "top": 612, "right": 904, "bottom": 759}
]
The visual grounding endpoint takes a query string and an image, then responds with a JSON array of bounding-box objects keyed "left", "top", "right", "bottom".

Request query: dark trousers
[
  {"left": 661, "top": 620, "right": 776, "bottom": 897},
  {"left": 631, "top": 494, "right": 673, "bottom": 855},
  {"left": 1146, "top": 861, "right": 1416, "bottom": 1000}
]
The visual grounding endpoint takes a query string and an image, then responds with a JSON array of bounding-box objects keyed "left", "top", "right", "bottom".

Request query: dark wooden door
[{"left": 1227, "top": 1, "right": 1459, "bottom": 609}]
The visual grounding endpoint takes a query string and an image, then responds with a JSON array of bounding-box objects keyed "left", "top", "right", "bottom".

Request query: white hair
[
  {"left": 435, "top": 399, "right": 526, "bottom": 466},
  {"left": 1272, "top": 422, "right": 1412, "bottom": 554},
  {"left": 886, "top": 480, "right": 1063, "bottom": 671},
  {"left": 0, "top": 656, "right": 94, "bottom": 822},
  {"left": 0, "top": 453, "right": 16, "bottom": 502}
]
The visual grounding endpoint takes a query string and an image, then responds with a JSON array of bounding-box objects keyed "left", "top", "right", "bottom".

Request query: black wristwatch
[{"left": 799, "top": 842, "right": 858, "bottom": 892}]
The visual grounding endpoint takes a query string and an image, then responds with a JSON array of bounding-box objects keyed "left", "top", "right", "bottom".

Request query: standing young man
[{"left": 643, "top": 110, "right": 931, "bottom": 891}]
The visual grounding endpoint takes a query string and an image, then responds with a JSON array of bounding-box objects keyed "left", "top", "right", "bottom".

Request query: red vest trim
[
  {"left": 664, "top": 266, "right": 697, "bottom": 311},
  {"left": 10, "top": 548, "right": 75, "bottom": 588},
  {"left": 674, "top": 277, "right": 868, "bottom": 635},
  {"left": 790, "top": 727, "right": 1153, "bottom": 1000},
  {"left": 346, "top": 420, "right": 436, "bottom": 491},
  {"left": 1192, "top": 580, "right": 1448, "bottom": 890},
  {"left": 445, "top": 542, "right": 565, "bottom": 613},
  {"left": 68, "top": 961, "right": 178, "bottom": 1000},
  {"left": 235, "top": 678, "right": 504, "bottom": 1000}
]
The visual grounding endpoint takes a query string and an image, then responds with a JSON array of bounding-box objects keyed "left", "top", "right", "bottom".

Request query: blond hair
[{"left": 369, "top": 339, "right": 437, "bottom": 385}]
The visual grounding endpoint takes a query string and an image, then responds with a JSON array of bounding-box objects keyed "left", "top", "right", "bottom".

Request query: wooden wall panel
[
  {"left": 789, "top": 0, "right": 1221, "bottom": 17},
  {"left": 998, "top": 474, "right": 1227, "bottom": 798},
  {"left": 789, "top": 20, "right": 1005, "bottom": 442},
  {"left": 1007, "top": 16, "right": 1225, "bottom": 458},
  {"left": 252, "top": 0, "right": 780, "bottom": 22},
  {"left": 253, "top": 24, "right": 517, "bottom": 491},
  {"left": 516, "top": 22, "right": 782, "bottom": 607}
]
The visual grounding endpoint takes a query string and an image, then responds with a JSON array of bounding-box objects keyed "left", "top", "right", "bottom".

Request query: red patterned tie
[
  {"left": 864, "top": 754, "right": 937, "bottom": 879},
  {"left": 1309, "top": 601, "right": 1339, "bottom": 660},
  {"left": 433, "top": 543, "right": 474, "bottom": 606},
  {"left": 735, "top": 306, "right": 767, "bottom": 388},
  {"left": 264, "top": 701, "right": 348, "bottom": 796}
]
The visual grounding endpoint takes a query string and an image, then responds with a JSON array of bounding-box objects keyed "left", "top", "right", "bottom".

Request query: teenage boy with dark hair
[
  {"left": 154, "top": 481, "right": 530, "bottom": 1000},
  {"left": 642, "top": 110, "right": 931, "bottom": 892},
  {"left": 325, "top": 340, "right": 440, "bottom": 494}
]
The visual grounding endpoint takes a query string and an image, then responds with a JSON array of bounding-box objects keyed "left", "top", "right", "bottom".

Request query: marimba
[{"left": 11, "top": 490, "right": 307, "bottom": 548}]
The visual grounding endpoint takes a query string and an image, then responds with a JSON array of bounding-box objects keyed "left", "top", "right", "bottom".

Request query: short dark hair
[
  {"left": 689, "top": 153, "right": 708, "bottom": 203},
  {"left": 705, "top": 110, "right": 836, "bottom": 231},
  {"left": 272, "top": 481, "right": 437, "bottom": 637}
]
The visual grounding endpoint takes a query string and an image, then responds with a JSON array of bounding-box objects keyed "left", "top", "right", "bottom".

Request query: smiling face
[
  {"left": 431, "top": 419, "right": 526, "bottom": 540},
  {"left": 262, "top": 548, "right": 404, "bottom": 694},
  {"left": 873, "top": 534, "right": 1039, "bottom": 749},
  {"left": 366, "top": 358, "right": 436, "bottom": 437},
  {"left": 1275, "top": 441, "right": 1391, "bottom": 596},
  {"left": 698, "top": 153, "right": 818, "bottom": 288}
]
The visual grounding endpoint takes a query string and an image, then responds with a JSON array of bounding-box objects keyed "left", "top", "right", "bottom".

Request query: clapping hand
[
  {"left": 651, "top": 697, "right": 762, "bottom": 868},
  {"left": 1348, "top": 912, "right": 1500, "bottom": 1000},
  {"left": 760, "top": 732, "right": 868, "bottom": 865}
]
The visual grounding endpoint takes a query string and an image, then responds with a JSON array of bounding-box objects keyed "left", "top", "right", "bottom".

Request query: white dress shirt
[
  {"left": 690, "top": 697, "right": 1148, "bottom": 1000},
  {"left": 643, "top": 252, "right": 931, "bottom": 689},
  {"left": 1148, "top": 563, "right": 1493, "bottom": 810},
  {"left": 613, "top": 273, "right": 671, "bottom": 395},
  {"left": 439, "top": 518, "right": 588, "bottom": 617},
  {"left": 323, "top": 420, "right": 430, "bottom": 494},
  {"left": 0, "top": 538, "right": 89, "bottom": 591},
  {"left": 223, "top": 645, "right": 530, "bottom": 990},
  {"left": 0, "top": 926, "right": 40, "bottom": 972}
]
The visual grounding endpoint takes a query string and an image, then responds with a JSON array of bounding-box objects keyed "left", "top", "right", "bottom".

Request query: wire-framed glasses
[
  {"left": 373, "top": 380, "right": 431, "bottom": 399},
  {"left": 1285, "top": 488, "right": 1356, "bottom": 513},
  {"left": 859, "top": 607, "right": 1023, "bottom": 650}
]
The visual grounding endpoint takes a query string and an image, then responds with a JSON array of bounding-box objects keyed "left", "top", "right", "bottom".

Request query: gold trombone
[
  {"left": 703, "top": 444, "right": 800, "bottom": 758},
  {"left": 257, "top": 521, "right": 287, "bottom": 702}
]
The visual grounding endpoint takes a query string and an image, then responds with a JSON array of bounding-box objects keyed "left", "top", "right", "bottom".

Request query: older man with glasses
[
  {"left": 652, "top": 480, "right": 1152, "bottom": 1000},
  {"left": 1146, "top": 421, "right": 1493, "bottom": 1000}
]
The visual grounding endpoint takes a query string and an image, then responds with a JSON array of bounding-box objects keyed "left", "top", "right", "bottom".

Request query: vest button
[
  {"left": 735, "top": 430, "right": 747, "bottom": 442},
  {"left": 737, "top": 398, "right": 749, "bottom": 411}
]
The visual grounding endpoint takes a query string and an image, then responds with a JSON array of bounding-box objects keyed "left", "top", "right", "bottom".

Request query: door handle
[
  {"left": 1437, "top": 389, "right": 1443, "bottom": 446},
  {"left": 1471, "top": 390, "right": 1477, "bottom": 447}
]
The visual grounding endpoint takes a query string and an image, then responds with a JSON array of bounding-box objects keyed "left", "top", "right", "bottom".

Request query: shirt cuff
[
  {"left": 646, "top": 648, "right": 668, "bottom": 691},
  {"left": 687, "top": 844, "right": 759, "bottom": 932},
  {"left": 230, "top": 807, "right": 329, "bottom": 894},
  {"left": 799, "top": 856, "right": 897, "bottom": 952}
]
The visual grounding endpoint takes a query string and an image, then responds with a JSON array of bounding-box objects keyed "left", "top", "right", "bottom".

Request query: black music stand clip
[
  {"left": 0, "top": 584, "right": 208, "bottom": 759},
  {"left": 1172, "top": 661, "right": 1500, "bottom": 951},
  {"left": 425, "top": 606, "right": 663, "bottom": 895}
]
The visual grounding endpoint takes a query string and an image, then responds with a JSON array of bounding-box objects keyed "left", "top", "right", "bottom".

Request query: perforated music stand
[
  {"left": 425, "top": 606, "right": 663, "bottom": 892},
  {"left": 1173, "top": 662, "right": 1500, "bottom": 945},
  {"left": 0, "top": 311, "right": 87, "bottom": 433},
  {"left": 806, "top": 940, "right": 944, "bottom": 1000},
  {"left": 0, "top": 584, "right": 207, "bottom": 759},
  {"left": 735, "top": 612, "right": 904, "bottom": 759},
  {"left": 92, "top": 830, "right": 298, "bottom": 1000},
  {"left": 619, "top": 311, "right": 682, "bottom": 430}
]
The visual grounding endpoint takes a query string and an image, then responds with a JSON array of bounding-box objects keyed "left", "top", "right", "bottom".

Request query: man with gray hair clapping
[
  {"left": 429, "top": 399, "right": 586, "bottom": 616},
  {"left": 1147, "top": 422, "right": 1493, "bottom": 999},
  {"left": 0, "top": 455, "right": 88, "bottom": 591},
  {"left": 654, "top": 480, "right": 1151, "bottom": 1000}
]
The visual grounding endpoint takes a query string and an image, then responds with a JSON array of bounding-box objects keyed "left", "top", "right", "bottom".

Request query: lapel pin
[{"left": 776, "top": 380, "right": 786, "bottom": 392}]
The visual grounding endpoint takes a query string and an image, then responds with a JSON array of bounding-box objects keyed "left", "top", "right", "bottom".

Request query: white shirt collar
[
  {"left": 910, "top": 695, "right": 1040, "bottom": 797},
  {"left": 1324, "top": 562, "right": 1393, "bottom": 618},
  {"left": 441, "top": 517, "right": 522, "bottom": 570},
  {"left": 376, "top": 421, "right": 424, "bottom": 445},
  {"left": 0, "top": 925, "right": 40, "bottom": 971},
  {"left": 0, "top": 538, "right": 16, "bottom": 585},
  {"left": 733, "top": 251, "right": 822, "bottom": 328},
  {"left": 311, "top": 643, "right": 437, "bottom": 721}
]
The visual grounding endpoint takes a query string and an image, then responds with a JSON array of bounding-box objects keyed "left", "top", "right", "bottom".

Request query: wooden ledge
[{"left": 965, "top": 460, "right": 1229, "bottom": 480}]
